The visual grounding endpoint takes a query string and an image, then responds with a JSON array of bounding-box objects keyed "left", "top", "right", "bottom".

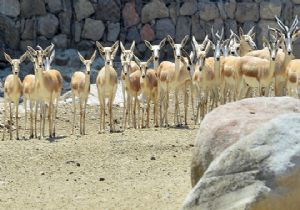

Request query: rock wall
[{"left": 0, "top": 0, "right": 300, "bottom": 62}]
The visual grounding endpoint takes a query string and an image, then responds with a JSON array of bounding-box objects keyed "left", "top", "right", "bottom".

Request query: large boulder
[
  {"left": 58, "top": 11, "right": 72, "bottom": 35},
  {"left": 140, "top": 24, "right": 155, "bottom": 41},
  {"left": 0, "top": 15, "right": 19, "bottom": 49},
  {"left": 182, "top": 113, "right": 300, "bottom": 210},
  {"left": 73, "top": 0, "right": 95, "bottom": 21},
  {"left": 235, "top": 2, "right": 259, "bottom": 23},
  {"left": 95, "top": 0, "right": 120, "bottom": 22},
  {"left": 20, "top": 0, "right": 46, "bottom": 18},
  {"left": 180, "top": 0, "right": 197, "bottom": 16},
  {"left": 198, "top": 2, "right": 220, "bottom": 21},
  {"left": 107, "top": 22, "right": 120, "bottom": 42},
  {"left": 0, "top": 0, "right": 20, "bottom": 17},
  {"left": 46, "top": 0, "right": 63, "bottom": 13},
  {"left": 141, "top": 0, "right": 169, "bottom": 23},
  {"left": 176, "top": 16, "right": 191, "bottom": 42},
  {"left": 122, "top": 2, "right": 140, "bottom": 28},
  {"left": 260, "top": 1, "right": 281, "bottom": 20},
  {"left": 190, "top": 97, "right": 300, "bottom": 187},
  {"left": 155, "top": 18, "right": 175, "bottom": 40},
  {"left": 81, "top": 18, "right": 105, "bottom": 41},
  {"left": 21, "top": 18, "right": 37, "bottom": 40},
  {"left": 38, "top": 13, "right": 59, "bottom": 38}
]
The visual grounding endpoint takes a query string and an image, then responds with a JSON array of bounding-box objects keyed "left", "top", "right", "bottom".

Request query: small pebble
[
  {"left": 99, "top": 178, "right": 105, "bottom": 181},
  {"left": 150, "top": 156, "right": 156, "bottom": 160}
]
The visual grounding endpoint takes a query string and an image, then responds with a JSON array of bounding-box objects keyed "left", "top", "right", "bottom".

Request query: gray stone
[
  {"left": 292, "top": 0, "right": 300, "bottom": 3},
  {"left": 225, "top": 19, "right": 237, "bottom": 38},
  {"left": 58, "top": 11, "right": 72, "bottom": 35},
  {"left": 189, "top": 97, "right": 300, "bottom": 187},
  {"left": 180, "top": 0, "right": 197, "bottom": 16},
  {"left": 20, "top": 40, "right": 35, "bottom": 52},
  {"left": 192, "top": 13, "right": 205, "bottom": 41},
  {"left": 77, "top": 40, "right": 94, "bottom": 51},
  {"left": 0, "top": 0, "right": 20, "bottom": 17},
  {"left": 224, "top": 0, "right": 236, "bottom": 19},
  {"left": 169, "top": 3, "right": 177, "bottom": 25},
  {"left": 21, "top": 18, "right": 37, "bottom": 40},
  {"left": 260, "top": 1, "right": 281, "bottom": 20},
  {"left": 141, "top": 0, "right": 169, "bottom": 23},
  {"left": 38, "top": 13, "right": 59, "bottom": 38},
  {"left": 198, "top": 3, "right": 219, "bottom": 21},
  {"left": 293, "top": 5, "right": 300, "bottom": 19},
  {"left": 81, "top": 18, "right": 105, "bottom": 41},
  {"left": 155, "top": 18, "right": 175, "bottom": 40},
  {"left": 20, "top": 0, "right": 46, "bottom": 18},
  {"left": 52, "top": 34, "right": 69, "bottom": 48},
  {"left": 283, "top": 0, "right": 293, "bottom": 26},
  {"left": 126, "top": 26, "right": 141, "bottom": 43},
  {"left": 257, "top": 20, "right": 278, "bottom": 48},
  {"left": 176, "top": 16, "right": 191, "bottom": 42},
  {"left": 0, "top": 15, "right": 19, "bottom": 49},
  {"left": 122, "top": 2, "right": 140, "bottom": 28},
  {"left": 73, "top": 21, "right": 82, "bottom": 43},
  {"left": 95, "top": 0, "right": 120, "bottom": 22},
  {"left": 183, "top": 113, "right": 300, "bottom": 210},
  {"left": 73, "top": 0, "right": 95, "bottom": 21},
  {"left": 36, "top": 36, "right": 51, "bottom": 49},
  {"left": 217, "top": 2, "right": 227, "bottom": 19},
  {"left": 236, "top": 3, "right": 259, "bottom": 23},
  {"left": 107, "top": 22, "right": 120, "bottom": 42},
  {"left": 46, "top": 0, "right": 63, "bottom": 13}
]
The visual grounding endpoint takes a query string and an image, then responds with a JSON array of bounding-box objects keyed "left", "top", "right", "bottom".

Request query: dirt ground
[{"left": 0, "top": 101, "right": 198, "bottom": 210}]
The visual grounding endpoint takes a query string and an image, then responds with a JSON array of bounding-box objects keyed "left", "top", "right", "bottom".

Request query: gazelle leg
[
  {"left": 52, "top": 96, "right": 59, "bottom": 137},
  {"left": 9, "top": 102, "right": 12, "bottom": 140},
  {"left": 101, "top": 97, "right": 106, "bottom": 133},
  {"left": 2, "top": 99, "right": 7, "bottom": 141},
  {"left": 29, "top": 100, "right": 34, "bottom": 139},
  {"left": 48, "top": 98, "right": 53, "bottom": 138},
  {"left": 165, "top": 88, "right": 169, "bottom": 127},
  {"left": 97, "top": 89, "right": 102, "bottom": 133},
  {"left": 72, "top": 94, "right": 76, "bottom": 135},
  {"left": 146, "top": 99, "right": 150, "bottom": 128},
  {"left": 83, "top": 99, "right": 87, "bottom": 135},
  {"left": 184, "top": 84, "right": 189, "bottom": 125},
  {"left": 79, "top": 98, "right": 83, "bottom": 135},
  {"left": 133, "top": 95, "right": 137, "bottom": 129},
  {"left": 154, "top": 94, "right": 158, "bottom": 128},
  {"left": 137, "top": 97, "right": 141, "bottom": 129},
  {"left": 24, "top": 98, "right": 27, "bottom": 132},
  {"left": 16, "top": 101, "right": 20, "bottom": 140},
  {"left": 190, "top": 84, "right": 196, "bottom": 124},
  {"left": 109, "top": 93, "right": 114, "bottom": 132}
]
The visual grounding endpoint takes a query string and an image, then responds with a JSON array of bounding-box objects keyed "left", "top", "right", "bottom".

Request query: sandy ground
[{"left": 0, "top": 98, "right": 198, "bottom": 210}]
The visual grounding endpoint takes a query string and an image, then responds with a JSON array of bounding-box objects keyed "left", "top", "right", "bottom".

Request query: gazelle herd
[{"left": 1, "top": 16, "right": 300, "bottom": 140}]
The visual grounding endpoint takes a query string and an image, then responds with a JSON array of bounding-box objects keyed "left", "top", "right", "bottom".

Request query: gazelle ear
[
  {"left": 27, "top": 51, "right": 35, "bottom": 62},
  {"left": 130, "top": 41, "right": 135, "bottom": 52},
  {"left": 27, "top": 46, "right": 37, "bottom": 56},
  {"left": 205, "top": 40, "right": 212, "bottom": 55},
  {"left": 44, "top": 43, "right": 54, "bottom": 56},
  {"left": 160, "top": 38, "right": 167, "bottom": 48},
  {"left": 192, "top": 36, "right": 198, "bottom": 48},
  {"left": 4, "top": 52, "right": 12, "bottom": 64},
  {"left": 96, "top": 41, "right": 104, "bottom": 54},
  {"left": 20, "top": 51, "right": 28, "bottom": 63},
  {"left": 146, "top": 55, "right": 153, "bottom": 65},
  {"left": 181, "top": 35, "right": 189, "bottom": 47},
  {"left": 78, "top": 51, "right": 86, "bottom": 63},
  {"left": 111, "top": 41, "right": 119, "bottom": 59},
  {"left": 120, "top": 41, "right": 125, "bottom": 52},
  {"left": 134, "top": 55, "right": 141, "bottom": 66},
  {"left": 167, "top": 35, "right": 175, "bottom": 47},
  {"left": 239, "top": 27, "right": 244, "bottom": 37},
  {"left": 144, "top": 40, "right": 152, "bottom": 50},
  {"left": 90, "top": 50, "right": 97, "bottom": 62},
  {"left": 49, "top": 50, "right": 55, "bottom": 64}
]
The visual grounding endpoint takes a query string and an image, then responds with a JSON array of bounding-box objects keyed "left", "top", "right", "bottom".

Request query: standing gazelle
[
  {"left": 27, "top": 44, "right": 63, "bottom": 139},
  {"left": 134, "top": 55, "right": 159, "bottom": 128},
  {"left": 71, "top": 50, "right": 97, "bottom": 135},
  {"left": 96, "top": 41, "right": 119, "bottom": 133},
  {"left": 2, "top": 52, "right": 27, "bottom": 140}
]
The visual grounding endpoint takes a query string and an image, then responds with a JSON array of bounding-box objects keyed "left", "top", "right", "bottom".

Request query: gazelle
[
  {"left": 157, "top": 35, "right": 191, "bottom": 126},
  {"left": 144, "top": 38, "right": 167, "bottom": 70},
  {"left": 23, "top": 48, "right": 55, "bottom": 139},
  {"left": 134, "top": 55, "right": 159, "bottom": 128},
  {"left": 27, "top": 44, "right": 63, "bottom": 139},
  {"left": 120, "top": 41, "right": 142, "bottom": 129},
  {"left": 96, "top": 41, "right": 119, "bottom": 133},
  {"left": 239, "top": 33, "right": 280, "bottom": 98},
  {"left": 71, "top": 50, "right": 96, "bottom": 135},
  {"left": 2, "top": 52, "right": 27, "bottom": 140}
]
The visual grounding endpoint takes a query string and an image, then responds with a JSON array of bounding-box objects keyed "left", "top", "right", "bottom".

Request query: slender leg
[
  {"left": 154, "top": 94, "right": 159, "bottom": 128},
  {"left": 97, "top": 89, "right": 102, "bottom": 133},
  {"left": 184, "top": 84, "right": 189, "bottom": 125},
  {"left": 2, "top": 99, "right": 7, "bottom": 141},
  {"left": 122, "top": 83, "right": 126, "bottom": 130},
  {"left": 42, "top": 103, "right": 46, "bottom": 139},
  {"left": 24, "top": 98, "right": 28, "bottom": 132},
  {"left": 72, "top": 94, "right": 76, "bottom": 135},
  {"left": 34, "top": 101, "right": 38, "bottom": 138},
  {"left": 141, "top": 97, "right": 145, "bottom": 128},
  {"left": 48, "top": 98, "right": 53, "bottom": 138},
  {"left": 137, "top": 97, "right": 141, "bottom": 129},
  {"left": 83, "top": 99, "right": 87, "bottom": 135},
  {"left": 159, "top": 86, "right": 163, "bottom": 126},
  {"left": 109, "top": 93, "right": 114, "bottom": 132},
  {"left": 102, "top": 97, "right": 106, "bottom": 133},
  {"left": 190, "top": 84, "right": 196, "bottom": 124},
  {"left": 79, "top": 98, "right": 83, "bottom": 135},
  {"left": 165, "top": 87, "right": 169, "bottom": 127},
  {"left": 29, "top": 100, "right": 34, "bottom": 139},
  {"left": 146, "top": 98, "right": 150, "bottom": 128},
  {"left": 9, "top": 102, "right": 12, "bottom": 140},
  {"left": 15, "top": 101, "right": 19, "bottom": 140},
  {"left": 133, "top": 95, "right": 137, "bottom": 129},
  {"left": 52, "top": 96, "right": 59, "bottom": 137}
]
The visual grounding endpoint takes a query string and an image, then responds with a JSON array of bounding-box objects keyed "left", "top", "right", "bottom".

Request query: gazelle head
[
  {"left": 120, "top": 41, "right": 135, "bottom": 76},
  {"left": 263, "top": 29, "right": 280, "bottom": 61},
  {"left": 228, "top": 30, "right": 241, "bottom": 56},
  {"left": 194, "top": 39, "right": 212, "bottom": 71},
  {"left": 144, "top": 38, "right": 166, "bottom": 63},
  {"left": 78, "top": 50, "right": 97, "bottom": 76},
  {"left": 4, "top": 52, "right": 27, "bottom": 76},
  {"left": 168, "top": 35, "right": 189, "bottom": 60},
  {"left": 96, "top": 41, "right": 119, "bottom": 66},
  {"left": 134, "top": 55, "right": 153, "bottom": 79},
  {"left": 44, "top": 49, "right": 55, "bottom": 71},
  {"left": 27, "top": 44, "right": 54, "bottom": 70},
  {"left": 221, "top": 38, "right": 231, "bottom": 57},
  {"left": 239, "top": 26, "right": 257, "bottom": 51},
  {"left": 274, "top": 15, "right": 300, "bottom": 55},
  {"left": 211, "top": 27, "right": 224, "bottom": 61}
]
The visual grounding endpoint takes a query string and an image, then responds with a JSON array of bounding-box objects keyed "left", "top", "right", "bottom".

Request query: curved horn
[
  {"left": 290, "top": 15, "right": 299, "bottom": 34},
  {"left": 275, "top": 16, "right": 287, "bottom": 33}
]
